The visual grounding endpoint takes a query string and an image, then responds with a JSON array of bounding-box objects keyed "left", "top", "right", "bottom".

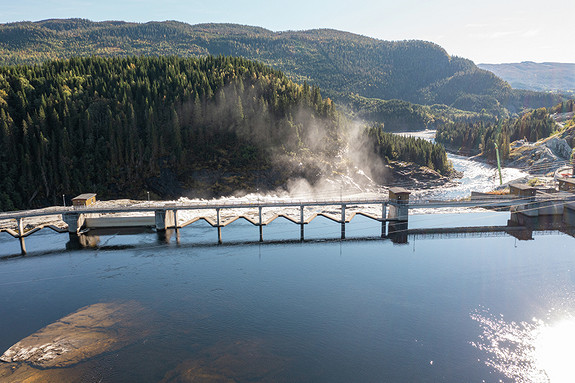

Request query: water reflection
[
  {"left": 534, "top": 319, "right": 575, "bottom": 383},
  {"left": 471, "top": 308, "right": 575, "bottom": 383}
]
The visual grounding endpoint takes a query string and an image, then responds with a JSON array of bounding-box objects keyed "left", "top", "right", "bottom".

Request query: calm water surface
[{"left": 0, "top": 212, "right": 574, "bottom": 382}]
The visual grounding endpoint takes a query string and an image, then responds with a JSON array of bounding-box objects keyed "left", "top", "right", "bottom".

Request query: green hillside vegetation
[
  {"left": 341, "top": 93, "right": 485, "bottom": 132},
  {"left": 478, "top": 62, "right": 575, "bottom": 92},
  {"left": 0, "top": 19, "right": 564, "bottom": 117},
  {"left": 0, "top": 56, "right": 451, "bottom": 211},
  {"left": 550, "top": 99, "right": 575, "bottom": 114},
  {"left": 436, "top": 108, "right": 558, "bottom": 161},
  {"left": 365, "top": 124, "right": 450, "bottom": 171}
]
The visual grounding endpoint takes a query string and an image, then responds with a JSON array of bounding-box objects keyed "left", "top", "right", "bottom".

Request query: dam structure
[{"left": 1, "top": 187, "right": 575, "bottom": 256}]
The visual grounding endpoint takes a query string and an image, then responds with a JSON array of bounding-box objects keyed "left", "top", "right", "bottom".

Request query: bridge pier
[
  {"left": 155, "top": 209, "right": 176, "bottom": 243},
  {"left": 341, "top": 204, "right": 346, "bottom": 239},
  {"left": 62, "top": 212, "right": 86, "bottom": 234},
  {"left": 174, "top": 210, "right": 180, "bottom": 245},
  {"left": 388, "top": 188, "right": 410, "bottom": 244},
  {"left": 258, "top": 206, "right": 263, "bottom": 242},
  {"left": 155, "top": 210, "right": 175, "bottom": 231},
  {"left": 381, "top": 203, "right": 387, "bottom": 238},
  {"left": 18, "top": 218, "right": 26, "bottom": 255},
  {"left": 300, "top": 205, "right": 305, "bottom": 241},
  {"left": 216, "top": 208, "right": 222, "bottom": 244},
  {"left": 62, "top": 212, "right": 86, "bottom": 248}
]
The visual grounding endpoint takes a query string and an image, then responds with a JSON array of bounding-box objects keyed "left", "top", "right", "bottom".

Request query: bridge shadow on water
[{"left": 3, "top": 211, "right": 573, "bottom": 260}]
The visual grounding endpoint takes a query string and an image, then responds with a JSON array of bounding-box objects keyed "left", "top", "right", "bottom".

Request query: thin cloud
[
  {"left": 522, "top": 29, "right": 540, "bottom": 37},
  {"left": 468, "top": 30, "right": 520, "bottom": 39},
  {"left": 465, "top": 23, "right": 490, "bottom": 28}
]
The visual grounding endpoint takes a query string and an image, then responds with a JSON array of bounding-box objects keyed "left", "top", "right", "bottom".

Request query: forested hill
[
  {"left": 0, "top": 56, "right": 451, "bottom": 211},
  {"left": 478, "top": 62, "right": 575, "bottom": 92},
  {"left": 0, "top": 56, "right": 339, "bottom": 210},
  {"left": 0, "top": 19, "right": 562, "bottom": 114}
]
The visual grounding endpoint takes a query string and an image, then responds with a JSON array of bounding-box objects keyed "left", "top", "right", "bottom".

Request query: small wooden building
[
  {"left": 72, "top": 193, "right": 97, "bottom": 207},
  {"left": 509, "top": 184, "right": 537, "bottom": 197},
  {"left": 558, "top": 178, "right": 575, "bottom": 192},
  {"left": 389, "top": 187, "right": 411, "bottom": 203}
]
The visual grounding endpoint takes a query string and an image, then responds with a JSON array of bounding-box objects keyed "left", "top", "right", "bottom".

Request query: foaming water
[
  {"left": 415, "top": 153, "right": 530, "bottom": 201},
  {"left": 113, "top": 129, "right": 532, "bottom": 225},
  {"left": 395, "top": 130, "right": 531, "bottom": 201}
]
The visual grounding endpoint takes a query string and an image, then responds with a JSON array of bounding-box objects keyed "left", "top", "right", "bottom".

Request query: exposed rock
[
  {"left": 555, "top": 124, "right": 575, "bottom": 150},
  {"left": 387, "top": 160, "right": 460, "bottom": 189},
  {"left": 508, "top": 136, "right": 573, "bottom": 175},
  {"left": 0, "top": 363, "right": 87, "bottom": 383},
  {"left": 542, "top": 136, "right": 572, "bottom": 159},
  {"left": 0, "top": 302, "right": 151, "bottom": 382},
  {"left": 160, "top": 339, "right": 288, "bottom": 383}
]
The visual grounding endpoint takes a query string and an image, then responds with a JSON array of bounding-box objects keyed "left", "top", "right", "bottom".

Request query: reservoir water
[
  {"left": 0, "top": 211, "right": 574, "bottom": 382},
  {"left": 0, "top": 133, "right": 569, "bottom": 382}
]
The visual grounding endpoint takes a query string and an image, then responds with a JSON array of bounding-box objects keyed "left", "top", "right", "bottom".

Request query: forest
[
  {"left": 435, "top": 108, "right": 558, "bottom": 161},
  {"left": 365, "top": 124, "right": 450, "bottom": 173},
  {"left": 0, "top": 19, "right": 565, "bottom": 117},
  {"left": 0, "top": 55, "right": 451, "bottom": 211}
]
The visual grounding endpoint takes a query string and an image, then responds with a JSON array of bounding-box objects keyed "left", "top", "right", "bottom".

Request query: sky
[{"left": 2, "top": 0, "right": 574, "bottom": 64}]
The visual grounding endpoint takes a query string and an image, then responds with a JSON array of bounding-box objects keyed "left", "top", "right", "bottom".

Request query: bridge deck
[{"left": 3, "top": 195, "right": 572, "bottom": 222}]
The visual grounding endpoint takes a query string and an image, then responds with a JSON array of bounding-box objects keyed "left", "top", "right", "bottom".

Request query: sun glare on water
[
  {"left": 534, "top": 319, "right": 575, "bottom": 382},
  {"left": 471, "top": 308, "right": 575, "bottom": 383}
]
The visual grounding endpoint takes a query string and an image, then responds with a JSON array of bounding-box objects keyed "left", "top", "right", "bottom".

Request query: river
[
  {"left": 397, "top": 129, "right": 530, "bottom": 200},
  {"left": 0, "top": 211, "right": 574, "bottom": 382},
  {"left": 0, "top": 133, "right": 573, "bottom": 382}
]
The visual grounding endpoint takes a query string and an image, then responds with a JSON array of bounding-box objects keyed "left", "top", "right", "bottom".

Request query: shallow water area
[{"left": 0, "top": 211, "right": 574, "bottom": 382}]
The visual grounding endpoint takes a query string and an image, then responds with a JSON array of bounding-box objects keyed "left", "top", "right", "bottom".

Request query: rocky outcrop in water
[
  {"left": 160, "top": 339, "right": 288, "bottom": 383},
  {"left": 0, "top": 301, "right": 150, "bottom": 382}
]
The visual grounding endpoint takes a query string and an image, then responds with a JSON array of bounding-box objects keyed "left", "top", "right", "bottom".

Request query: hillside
[
  {"left": 0, "top": 19, "right": 563, "bottom": 116},
  {"left": 0, "top": 56, "right": 452, "bottom": 211},
  {"left": 435, "top": 107, "right": 562, "bottom": 162},
  {"left": 478, "top": 62, "right": 575, "bottom": 92}
]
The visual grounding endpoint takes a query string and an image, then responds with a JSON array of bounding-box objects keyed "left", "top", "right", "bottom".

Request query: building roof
[
  {"left": 72, "top": 193, "right": 97, "bottom": 201},
  {"left": 389, "top": 187, "right": 411, "bottom": 195},
  {"left": 509, "top": 183, "right": 537, "bottom": 191}
]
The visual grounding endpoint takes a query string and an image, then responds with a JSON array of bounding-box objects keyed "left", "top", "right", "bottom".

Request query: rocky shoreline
[
  {"left": 507, "top": 135, "right": 573, "bottom": 175},
  {"left": 385, "top": 160, "right": 462, "bottom": 190}
]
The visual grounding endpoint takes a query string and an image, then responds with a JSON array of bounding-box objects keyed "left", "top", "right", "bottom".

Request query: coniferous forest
[
  {"left": 435, "top": 108, "right": 558, "bottom": 161},
  {"left": 0, "top": 56, "right": 451, "bottom": 211},
  {"left": 0, "top": 20, "right": 565, "bottom": 116}
]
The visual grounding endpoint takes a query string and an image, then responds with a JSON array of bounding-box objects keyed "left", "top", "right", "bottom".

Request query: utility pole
[{"left": 494, "top": 143, "right": 503, "bottom": 186}]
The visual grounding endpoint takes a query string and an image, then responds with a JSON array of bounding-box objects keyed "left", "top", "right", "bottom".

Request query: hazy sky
[{"left": 2, "top": 0, "right": 574, "bottom": 64}]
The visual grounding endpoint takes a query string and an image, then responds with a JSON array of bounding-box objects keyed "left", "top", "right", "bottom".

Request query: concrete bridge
[{"left": 2, "top": 187, "right": 575, "bottom": 256}]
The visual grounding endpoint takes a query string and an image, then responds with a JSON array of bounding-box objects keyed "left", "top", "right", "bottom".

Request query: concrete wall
[{"left": 84, "top": 216, "right": 155, "bottom": 228}]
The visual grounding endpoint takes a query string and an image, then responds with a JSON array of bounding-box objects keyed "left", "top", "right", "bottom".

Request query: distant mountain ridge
[
  {"left": 0, "top": 19, "right": 563, "bottom": 115},
  {"left": 478, "top": 62, "right": 575, "bottom": 92}
]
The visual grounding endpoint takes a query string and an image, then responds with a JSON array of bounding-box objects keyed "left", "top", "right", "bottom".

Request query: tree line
[
  {"left": 435, "top": 108, "right": 558, "bottom": 161},
  {"left": 0, "top": 19, "right": 564, "bottom": 117},
  {"left": 0, "top": 55, "right": 453, "bottom": 211},
  {"left": 365, "top": 124, "right": 451, "bottom": 174}
]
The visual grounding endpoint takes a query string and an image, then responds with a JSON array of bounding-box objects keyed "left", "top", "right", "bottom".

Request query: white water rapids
[
  {"left": 68, "top": 129, "right": 531, "bottom": 226},
  {"left": 398, "top": 129, "right": 530, "bottom": 201},
  {"left": 139, "top": 130, "right": 529, "bottom": 223}
]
